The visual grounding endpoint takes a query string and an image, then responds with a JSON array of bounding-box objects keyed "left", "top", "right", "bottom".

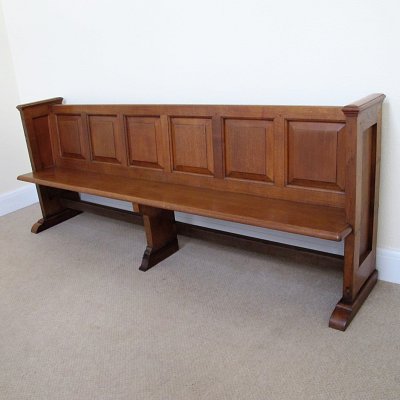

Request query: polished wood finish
[
  {"left": 170, "top": 117, "right": 214, "bottom": 175},
  {"left": 329, "top": 269, "right": 378, "bottom": 331},
  {"left": 287, "top": 121, "right": 346, "bottom": 191},
  {"left": 31, "top": 207, "right": 81, "bottom": 233},
  {"left": 225, "top": 119, "right": 274, "bottom": 182},
  {"left": 17, "top": 94, "right": 385, "bottom": 330},
  {"left": 17, "top": 97, "right": 63, "bottom": 171},
  {"left": 32, "top": 186, "right": 82, "bottom": 233},
  {"left": 59, "top": 196, "right": 344, "bottom": 259},
  {"left": 133, "top": 204, "right": 179, "bottom": 271},
  {"left": 50, "top": 103, "right": 347, "bottom": 208},
  {"left": 17, "top": 98, "right": 83, "bottom": 232},
  {"left": 126, "top": 116, "right": 164, "bottom": 169},
  {"left": 18, "top": 168, "right": 351, "bottom": 241},
  {"left": 330, "top": 94, "right": 385, "bottom": 330},
  {"left": 56, "top": 114, "right": 87, "bottom": 160},
  {"left": 88, "top": 114, "right": 126, "bottom": 164},
  {"left": 60, "top": 198, "right": 142, "bottom": 224}
]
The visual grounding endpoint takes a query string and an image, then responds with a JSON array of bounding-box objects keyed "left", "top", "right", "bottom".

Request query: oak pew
[{"left": 16, "top": 94, "right": 385, "bottom": 330}]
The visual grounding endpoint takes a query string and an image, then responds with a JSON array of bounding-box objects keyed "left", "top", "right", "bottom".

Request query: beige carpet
[{"left": 1, "top": 204, "right": 399, "bottom": 400}]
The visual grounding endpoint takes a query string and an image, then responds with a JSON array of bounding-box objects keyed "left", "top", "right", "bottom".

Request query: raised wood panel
[
  {"left": 49, "top": 110, "right": 346, "bottom": 208},
  {"left": 224, "top": 119, "right": 274, "bottom": 182},
  {"left": 126, "top": 117, "right": 163, "bottom": 169},
  {"left": 170, "top": 117, "right": 214, "bottom": 175},
  {"left": 32, "top": 116, "right": 54, "bottom": 169},
  {"left": 56, "top": 114, "right": 86, "bottom": 160},
  {"left": 287, "top": 121, "right": 345, "bottom": 191},
  {"left": 88, "top": 115, "right": 124, "bottom": 164},
  {"left": 359, "top": 125, "right": 376, "bottom": 265}
]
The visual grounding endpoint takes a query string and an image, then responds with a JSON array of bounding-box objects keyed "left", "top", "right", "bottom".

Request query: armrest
[
  {"left": 16, "top": 97, "right": 63, "bottom": 111},
  {"left": 342, "top": 93, "right": 385, "bottom": 115}
]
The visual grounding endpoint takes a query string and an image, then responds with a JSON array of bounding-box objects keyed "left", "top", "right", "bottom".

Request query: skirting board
[
  {"left": 1, "top": 186, "right": 399, "bottom": 284},
  {"left": 0, "top": 184, "right": 38, "bottom": 217}
]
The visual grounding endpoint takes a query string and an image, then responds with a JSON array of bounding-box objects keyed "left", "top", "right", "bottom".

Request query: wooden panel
[
  {"left": 56, "top": 114, "right": 87, "bottom": 159},
  {"left": 224, "top": 119, "right": 274, "bottom": 182},
  {"left": 32, "top": 115, "right": 54, "bottom": 169},
  {"left": 126, "top": 116, "right": 163, "bottom": 169},
  {"left": 18, "top": 168, "right": 352, "bottom": 241},
  {"left": 287, "top": 121, "right": 345, "bottom": 191},
  {"left": 273, "top": 115, "right": 285, "bottom": 187},
  {"left": 212, "top": 116, "right": 224, "bottom": 178},
  {"left": 359, "top": 125, "right": 376, "bottom": 264},
  {"left": 88, "top": 115, "right": 124, "bottom": 164},
  {"left": 51, "top": 113, "right": 345, "bottom": 207},
  {"left": 170, "top": 117, "right": 213, "bottom": 175},
  {"left": 49, "top": 104, "right": 347, "bottom": 206}
]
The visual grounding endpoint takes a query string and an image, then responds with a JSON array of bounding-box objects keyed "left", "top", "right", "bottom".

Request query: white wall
[
  {"left": 0, "top": 1, "right": 30, "bottom": 193},
  {"left": 1, "top": 0, "right": 400, "bottom": 255}
]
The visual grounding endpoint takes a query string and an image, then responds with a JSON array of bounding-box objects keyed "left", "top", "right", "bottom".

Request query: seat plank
[{"left": 18, "top": 168, "right": 351, "bottom": 241}]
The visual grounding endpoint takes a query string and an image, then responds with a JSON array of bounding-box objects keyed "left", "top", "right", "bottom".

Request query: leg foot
[
  {"left": 139, "top": 238, "right": 179, "bottom": 272},
  {"left": 134, "top": 205, "right": 179, "bottom": 271},
  {"left": 31, "top": 209, "right": 82, "bottom": 233},
  {"left": 329, "top": 269, "right": 378, "bottom": 331}
]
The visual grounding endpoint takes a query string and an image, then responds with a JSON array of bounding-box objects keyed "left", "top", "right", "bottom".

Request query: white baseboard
[
  {"left": 79, "top": 194, "right": 344, "bottom": 254},
  {"left": 0, "top": 185, "right": 38, "bottom": 216},
  {"left": 80, "top": 194, "right": 399, "bottom": 284},
  {"left": 377, "top": 248, "right": 400, "bottom": 284},
  {"left": 175, "top": 212, "right": 345, "bottom": 254},
  {"left": 1, "top": 189, "right": 399, "bottom": 284}
]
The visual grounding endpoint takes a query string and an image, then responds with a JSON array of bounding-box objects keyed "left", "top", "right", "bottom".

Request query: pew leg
[
  {"left": 134, "top": 204, "right": 179, "bottom": 271},
  {"left": 329, "top": 233, "right": 378, "bottom": 331},
  {"left": 32, "top": 185, "right": 82, "bottom": 233}
]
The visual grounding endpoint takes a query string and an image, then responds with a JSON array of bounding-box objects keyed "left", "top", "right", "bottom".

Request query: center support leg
[{"left": 133, "top": 204, "right": 179, "bottom": 271}]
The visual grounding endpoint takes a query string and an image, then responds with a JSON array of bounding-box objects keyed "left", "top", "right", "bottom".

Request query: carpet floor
[{"left": 1, "top": 204, "right": 399, "bottom": 400}]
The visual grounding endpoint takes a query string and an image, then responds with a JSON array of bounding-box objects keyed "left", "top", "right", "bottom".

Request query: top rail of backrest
[{"left": 51, "top": 103, "right": 346, "bottom": 121}]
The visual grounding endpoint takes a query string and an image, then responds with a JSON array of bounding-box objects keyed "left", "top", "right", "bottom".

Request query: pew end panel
[
  {"left": 330, "top": 93, "right": 385, "bottom": 330},
  {"left": 17, "top": 98, "right": 82, "bottom": 231}
]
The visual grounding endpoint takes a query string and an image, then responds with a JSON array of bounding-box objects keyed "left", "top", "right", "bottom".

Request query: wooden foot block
[
  {"left": 134, "top": 204, "right": 179, "bottom": 271},
  {"left": 139, "top": 238, "right": 179, "bottom": 272},
  {"left": 329, "top": 269, "right": 378, "bottom": 331},
  {"left": 31, "top": 209, "right": 82, "bottom": 233}
]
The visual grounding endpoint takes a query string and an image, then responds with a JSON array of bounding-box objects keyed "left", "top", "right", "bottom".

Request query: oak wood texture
[
  {"left": 31, "top": 208, "right": 81, "bottom": 233},
  {"left": 126, "top": 116, "right": 164, "bottom": 169},
  {"left": 287, "top": 121, "right": 346, "bottom": 191},
  {"left": 57, "top": 195, "right": 345, "bottom": 261},
  {"left": 49, "top": 103, "right": 348, "bottom": 208},
  {"left": 18, "top": 168, "right": 351, "bottom": 241},
  {"left": 332, "top": 93, "right": 385, "bottom": 331},
  {"left": 16, "top": 98, "right": 83, "bottom": 232},
  {"left": 133, "top": 204, "right": 179, "bottom": 271},
  {"left": 329, "top": 269, "right": 378, "bottom": 331},
  {"left": 225, "top": 119, "right": 274, "bottom": 182},
  {"left": 16, "top": 94, "right": 385, "bottom": 330},
  {"left": 32, "top": 186, "right": 82, "bottom": 233},
  {"left": 170, "top": 117, "right": 214, "bottom": 175},
  {"left": 60, "top": 198, "right": 142, "bottom": 224}
]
